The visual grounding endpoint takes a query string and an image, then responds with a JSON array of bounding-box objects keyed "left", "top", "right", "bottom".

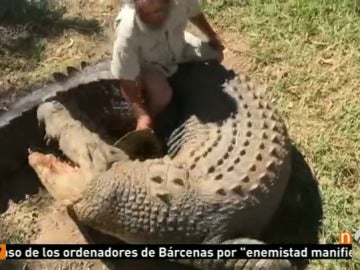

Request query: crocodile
[{"left": 25, "top": 60, "right": 295, "bottom": 269}]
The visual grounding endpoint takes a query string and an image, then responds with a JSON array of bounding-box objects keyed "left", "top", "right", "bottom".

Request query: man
[{"left": 111, "top": 0, "right": 224, "bottom": 131}]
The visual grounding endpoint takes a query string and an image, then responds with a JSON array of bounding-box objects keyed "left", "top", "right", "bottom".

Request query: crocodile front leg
[{"left": 172, "top": 238, "right": 293, "bottom": 270}]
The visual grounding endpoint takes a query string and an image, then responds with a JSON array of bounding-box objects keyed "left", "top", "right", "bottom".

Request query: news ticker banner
[{"left": 0, "top": 244, "right": 352, "bottom": 260}]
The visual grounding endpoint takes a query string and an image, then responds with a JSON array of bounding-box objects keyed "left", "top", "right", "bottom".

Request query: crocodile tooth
[{"left": 44, "top": 134, "right": 51, "bottom": 145}]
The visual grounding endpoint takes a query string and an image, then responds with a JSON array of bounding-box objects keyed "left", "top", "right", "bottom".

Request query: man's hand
[
  {"left": 189, "top": 13, "right": 225, "bottom": 62},
  {"left": 119, "top": 78, "right": 153, "bottom": 131},
  {"left": 136, "top": 113, "right": 152, "bottom": 130}
]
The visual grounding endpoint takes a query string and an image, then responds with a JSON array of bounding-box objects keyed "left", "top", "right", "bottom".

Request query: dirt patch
[
  {"left": 20, "top": 201, "right": 109, "bottom": 270},
  {"left": 0, "top": 194, "right": 105, "bottom": 270},
  {"left": 33, "top": 204, "right": 88, "bottom": 244},
  {"left": 221, "top": 32, "right": 253, "bottom": 74}
]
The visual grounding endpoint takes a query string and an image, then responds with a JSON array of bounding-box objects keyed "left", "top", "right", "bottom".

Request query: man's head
[{"left": 134, "top": 0, "right": 171, "bottom": 28}]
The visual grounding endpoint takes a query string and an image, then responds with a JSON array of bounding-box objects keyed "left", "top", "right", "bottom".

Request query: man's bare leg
[
  {"left": 119, "top": 68, "right": 172, "bottom": 131},
  {"left": 140, "top": 68, "right": 173, "bottom": 120}
]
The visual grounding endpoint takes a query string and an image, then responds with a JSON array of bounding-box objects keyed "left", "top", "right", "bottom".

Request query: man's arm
[
  {"left": 189, "top": 13, "right": 224, "bottom": 50},
  {"left": 190, "top": 13, "right": 216, "bottom": 40},
  {"left": 119, "top": 78, "right": 152, "bottom": 129},
  {"left": 185, "top": 0, "right": 225, "bottom": 52},
  {"left": 111, "top": 21, "right": 152, "bottom": 129}
]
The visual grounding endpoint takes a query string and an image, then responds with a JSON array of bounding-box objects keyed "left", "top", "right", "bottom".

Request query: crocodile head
[{"left": 28, "top": 150, "right": 89, "bottom": 206}]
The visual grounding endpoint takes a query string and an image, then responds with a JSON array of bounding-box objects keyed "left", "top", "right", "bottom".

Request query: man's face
[{"left": 136, "top": 0, "right": 170, "bottom": 28}]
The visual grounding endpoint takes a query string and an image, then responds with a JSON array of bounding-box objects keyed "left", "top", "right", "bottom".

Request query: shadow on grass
[{"left": 0, "top": 1, "right": 101, "bottom": 58}]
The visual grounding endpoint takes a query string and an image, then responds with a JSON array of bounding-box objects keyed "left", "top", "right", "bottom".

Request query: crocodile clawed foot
[
  {"left": 43, "top": 134, "right": 51, "bottom": 145},
  {"left": 233, "top": 258, "right": 294, "bottom": 270},
  {"left": 28, "top": 149, "right": 91, "bottom": 206},
  {"left": 179, "top": 238, "right": 294, "bottom": 270},
  {"left": 224, "top": 238, "right": 294, "bottom": 270}
]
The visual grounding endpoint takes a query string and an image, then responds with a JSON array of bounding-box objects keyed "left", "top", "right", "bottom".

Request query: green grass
[{"left": 203, "top": 0, "right": 359, "bottom": 269}]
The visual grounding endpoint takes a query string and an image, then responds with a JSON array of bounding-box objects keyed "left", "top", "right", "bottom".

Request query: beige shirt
[{"left": 110, "top": 0, "right": 217, "bottom": 80}]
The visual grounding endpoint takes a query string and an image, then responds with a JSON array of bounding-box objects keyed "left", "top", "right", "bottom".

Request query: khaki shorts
[{"left": 141, "top": 31, "right": 219, "bottom": 78}]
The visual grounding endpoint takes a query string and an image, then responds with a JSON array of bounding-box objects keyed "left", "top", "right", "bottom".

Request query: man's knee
[
  {"left": 157, "top": 84, "right": 172, "bottom": 107},
  {"left": 150, "top": 84, "right": 172, "bottom": 111},
  {"left": 141, "top": 69, "right": 173, "bottom": 111}
]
